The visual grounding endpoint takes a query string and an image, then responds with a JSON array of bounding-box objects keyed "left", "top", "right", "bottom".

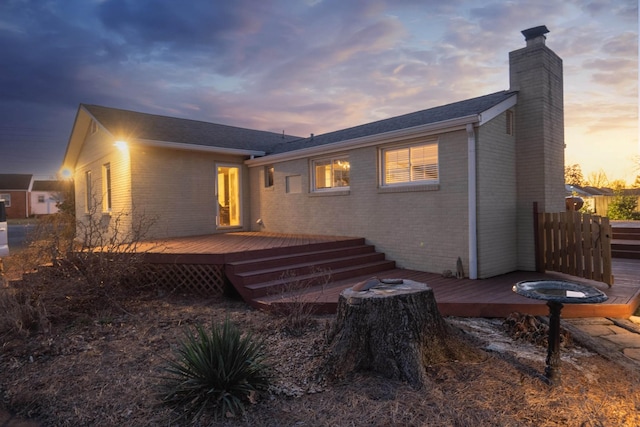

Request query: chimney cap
[{"left": 521, "top": 25, "right": 549, "bottom": 41}]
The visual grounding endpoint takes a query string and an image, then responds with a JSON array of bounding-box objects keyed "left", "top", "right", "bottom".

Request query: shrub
[
  {"left": 607, "top": 193, "right": 640, "bottom": 220},
  {"left": 158, "top": 319, "right": 271, "bottom": 422},
  {"left": 0, "top": 286, "right": 49, "bottom": 338},
  {"left": 273, "top": 267, "right": 331, "bottom": 336}
]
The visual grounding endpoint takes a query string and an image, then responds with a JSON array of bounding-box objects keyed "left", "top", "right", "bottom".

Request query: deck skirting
[{"left": 138, "top": 263, "right": 226, "bottom": 296}]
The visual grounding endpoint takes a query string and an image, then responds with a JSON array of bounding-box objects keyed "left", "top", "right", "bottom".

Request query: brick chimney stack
[{"left": 509, "top": 26, "right": 565, "bottom": 271}]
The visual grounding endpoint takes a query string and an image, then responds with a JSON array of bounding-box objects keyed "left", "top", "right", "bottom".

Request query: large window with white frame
[
  {"left": 312, "top": 156, "right": 350, "bottom": 191},
  {"left": 381, "top": 141, "right": 438, "bottom": 186}
]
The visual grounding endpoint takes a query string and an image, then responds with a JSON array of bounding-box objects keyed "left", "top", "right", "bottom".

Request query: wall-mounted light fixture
[{"left": 114, "top": 140, "right": 128, "bottom": 151}]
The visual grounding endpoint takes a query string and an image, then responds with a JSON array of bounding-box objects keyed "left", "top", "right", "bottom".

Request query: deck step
[
  {"left": 226, "top": 245, "right": 375, "bottom": 274},
  {"left": 224, "top": 237, "right": 395, "bottom": 301},
  {"left": 612, "top": 227, "right": 640, "bottom": 238},
  {"left": 612, "top": 239, "right": 640, "bottom": 260},
  {"left": 233, "top": 252, "right": 387, "bottom": 286},
  {"left": 245, "top": 260, "right": 396, "bottom": 298}
]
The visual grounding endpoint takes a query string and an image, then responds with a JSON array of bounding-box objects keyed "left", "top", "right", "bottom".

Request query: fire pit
[{"left": 512, "top": 280, "right": 608, "bottom": 385}]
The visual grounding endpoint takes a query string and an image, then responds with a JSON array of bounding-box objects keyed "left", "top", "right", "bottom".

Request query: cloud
[{"left": 0, "top": 0, "right": 636, "bottom": 179}]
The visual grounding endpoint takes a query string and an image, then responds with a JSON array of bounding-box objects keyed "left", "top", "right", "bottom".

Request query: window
[
  {"left": 506, "top": 110, "right": 514, "bottom": 135},
  {"left": 265, "top": 165, "right": 274, "bottom": 188},
  {"left": 382, "top": 142, "right": 438, "bottom": 186},
  {"left": 0, "top": 194, "right": 11, "bottom": 208},
  {"left": 85, "top": 171, "right": 92, "bottom": 212},
  {"left": 90, "top": 120, "right": 98, "bottom": 135},
  {"left": 37, "top": 195, "right": 45, "bottom": 203},
  {"left": 103, "top": 163, "right": 112, "bottom": 211},
  {"left": 312, "top": 156, "right": 350, "bottom": 191}
]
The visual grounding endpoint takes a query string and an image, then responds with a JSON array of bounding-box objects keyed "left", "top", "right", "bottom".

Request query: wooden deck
[
  {"left": 258, "top": 259, "right": 640, "bottom": 318},
  {"left": 139, "top": 232, "right": 640, "bottom": 318}
]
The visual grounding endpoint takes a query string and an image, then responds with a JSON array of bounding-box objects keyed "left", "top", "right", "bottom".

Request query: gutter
[
  {"left": 467, "top": 123, "right": 478, "bottom": 279},
  {"left": 245, "top": 114, "right": 480, "bottom": 167}
]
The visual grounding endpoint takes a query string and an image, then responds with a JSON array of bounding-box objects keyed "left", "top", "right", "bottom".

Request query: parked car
[{"left": 0, "top": 200, "right": 8, "bottom": 257}]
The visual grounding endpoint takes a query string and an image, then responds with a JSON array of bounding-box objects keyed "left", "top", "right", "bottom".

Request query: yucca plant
[{"left": 158, "top": 318, "right": 271, "bottom": 422}]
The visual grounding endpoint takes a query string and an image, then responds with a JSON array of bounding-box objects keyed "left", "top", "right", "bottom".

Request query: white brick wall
[
  {"left": 249, "top": 130, "right": 470, "bottom": 274},
  {"left": 476, "top": 112, "right": 518, "bottom": 277},
  {"left": 130, "top": 146, "right": 251, "bottom": 238}
]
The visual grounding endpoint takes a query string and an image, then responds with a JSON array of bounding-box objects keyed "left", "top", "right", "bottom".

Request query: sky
[{"left": 0, "top": 0, "right": 637, "bottom": 184}]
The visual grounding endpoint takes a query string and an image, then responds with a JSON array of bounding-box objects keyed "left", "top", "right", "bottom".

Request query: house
[
  {"left": 0, "top": 174, "right": 33, "bottom": 219},
  {"left": 30, "top": 180, "right": 63, "bottom": 216},
  {"left": 61, "top": 26, "right": 565, "bottom": 280}
]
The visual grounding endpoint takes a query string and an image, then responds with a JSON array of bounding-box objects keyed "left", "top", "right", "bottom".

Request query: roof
[
  {"left": 0, "top": 174, "right": 33, "bottom": 191},
  {"left": 269, "top": 91, "right": 517, "bottom": 155},
  {"left": 82, "top": 104, "right": 301, "bottom": 152},
  {"left": 32, "top": 180, "right": 63, "bottom": 192}
]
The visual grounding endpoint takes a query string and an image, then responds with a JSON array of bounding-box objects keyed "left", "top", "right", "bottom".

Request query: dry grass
[{"left": 0, "top": 264, "right": 639, "bottom": 426}]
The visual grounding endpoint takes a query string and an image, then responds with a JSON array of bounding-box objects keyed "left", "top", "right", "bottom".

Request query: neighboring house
[
  {"left": 62, "top": 26, "right": 565, "bottom": 280},
  {"left": 30, "top": 180, "right": 63, "bottom": 215},
  {"left": 0, "top": 174, "right": 33, "bottom": 219}
]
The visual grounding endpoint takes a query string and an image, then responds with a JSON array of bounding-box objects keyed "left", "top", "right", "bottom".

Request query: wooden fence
[{"left": 535, "top": 209, "right": 613, "bottom": 286}]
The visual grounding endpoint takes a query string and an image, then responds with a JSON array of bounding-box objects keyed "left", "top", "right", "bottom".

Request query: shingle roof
[
  {"left": 32, "top": 180, "right": 62, "bottom": 192},
  {"left": 82, "top": 104, "right": 301, "bottom": 152},
  {"left": 269, "top": 91, "right": 516, "bottom": 154},
  {"left": 0, "top": 174, "right": 33, "bottom": 190}
]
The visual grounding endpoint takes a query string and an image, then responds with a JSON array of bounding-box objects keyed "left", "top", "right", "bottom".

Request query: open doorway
[{"left": 217, "top": 164, "right": 241, "bottom": 227}]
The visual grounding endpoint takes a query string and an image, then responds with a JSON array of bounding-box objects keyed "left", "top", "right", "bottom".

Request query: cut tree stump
[{"left": 323, "top": 278, "right": 475, "bottom": 389}]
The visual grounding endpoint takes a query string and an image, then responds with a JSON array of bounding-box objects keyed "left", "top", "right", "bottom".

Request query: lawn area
[{"left": 0, "top": 258, "right": 639, "bottom": 426}]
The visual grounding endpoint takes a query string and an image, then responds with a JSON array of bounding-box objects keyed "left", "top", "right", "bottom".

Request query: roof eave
[
  {"left": 478, "top": 93, "right": 518, "bottom": 125},
  {"left": 246, "top": 114, "right": 481, "bottom": 167},
  {"left": 134, "top": 138, "right": 265, "bottom": 157}
]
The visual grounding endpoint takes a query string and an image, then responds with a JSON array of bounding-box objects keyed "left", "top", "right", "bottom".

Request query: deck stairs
[
  {"left": 224, "top": 237, "right": 395, "bottom": 307},
  {"left": 611, "top": 226, "right": 640, "bottom": 260}
]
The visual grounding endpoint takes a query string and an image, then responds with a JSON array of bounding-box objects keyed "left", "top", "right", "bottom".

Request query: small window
[
  {"left": 37, "top": 195, "right": 45, "bottom": 203},
  {"left": 0, "top": 194, "right": 11, "bottom": 208},
  {"left": 90, "top": 120, "right": 98, "bottom": 135},
  {"left": 312, "top": 156, "right": 350, "bottom": 191},
  {"left": 103, "top": 163, "right": 112, "bottom": 211},
  {"left": 382, "top": 141, "right": 438, "bottom": 186},
  {"left": 265, "top": 165, "right": 274, "bottom": 188},
  {"left": 85, "top": 171, "right": 92, "bottom": 212},
  {"left": 506, "top": 110, "right": 514, "bottom": 135}
]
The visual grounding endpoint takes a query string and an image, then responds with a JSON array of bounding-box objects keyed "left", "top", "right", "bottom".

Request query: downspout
[{"left": 467, "top": 123, "right": 478, "bottom": 279}]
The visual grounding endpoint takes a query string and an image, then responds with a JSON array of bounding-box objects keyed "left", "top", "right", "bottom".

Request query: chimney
[
  {"left": 521, "top": 25, "right": 549, "bottom": 47},
  {"left": 509, "top": 26, "right": 565, "bottom": 271}
]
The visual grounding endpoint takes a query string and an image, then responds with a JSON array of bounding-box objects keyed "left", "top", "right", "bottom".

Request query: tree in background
[
  {"left": 586, "top": 169, "right": 609, "bottom": 188},
  {"left": 55, "top": 177, "right": 75, "bottom": 218},
  {"left": 609, "top": 179, "right": 628, "bottom": 191},
  {"left": 564, "top": 164, "right": 584, "bottom": 186}
]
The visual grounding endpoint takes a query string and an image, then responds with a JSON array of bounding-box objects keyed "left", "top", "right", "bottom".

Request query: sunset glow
[{"left": 0, "top": 1, "right": 637, "bottom": 183}]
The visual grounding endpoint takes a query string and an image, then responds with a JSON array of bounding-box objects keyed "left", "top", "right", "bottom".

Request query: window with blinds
[{"left": 383, "top": 142, "right": 438, "bottom": 185}]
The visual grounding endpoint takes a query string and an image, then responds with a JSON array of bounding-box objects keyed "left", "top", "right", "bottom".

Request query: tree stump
[{"left": 324, "top": 279, "right": 471, "bottom": 389}]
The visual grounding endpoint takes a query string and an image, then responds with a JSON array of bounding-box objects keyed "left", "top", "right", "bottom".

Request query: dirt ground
[{"left": 1, "top": 264, "right": 639, "bottom": 426}]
